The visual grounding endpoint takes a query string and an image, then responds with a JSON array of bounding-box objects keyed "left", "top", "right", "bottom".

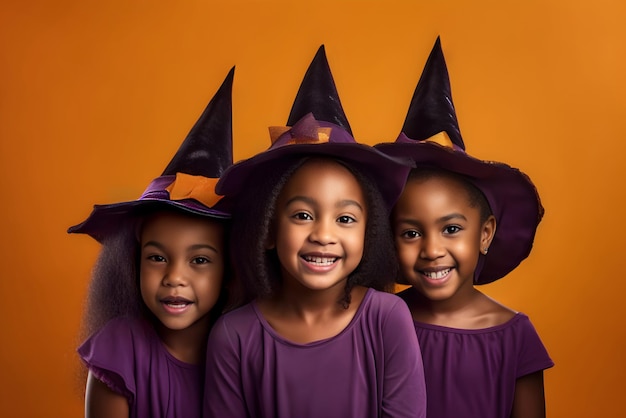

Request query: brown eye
[
  {"left": 147, "top": 254, "right": 166, "bottom": 262},
  {"left": 401, "top": 230, "right": 420, "bottom": 239},
  {"left": 337, "top": 215, "right": 355, "bottom": 224},
  {"left": 443, "top": 225, "right": 461, "bottom": 234},
  {"left": 293, "top": 212, "right": 312, "bottom": 221},
  {"left": 192, "top": 257, "right": 211, "bottom": 265}
]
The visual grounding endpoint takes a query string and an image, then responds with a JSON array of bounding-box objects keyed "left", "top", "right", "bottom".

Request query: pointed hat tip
[
  {"left": 161, "top": 67, "right": 234, "bottom": 177},
  {"left": 401, "top": 36, "right": 465, "bottom": 149},
  {"left": 286, "top": 44, "right": 352, "bottom": 134},
  {"left": 312, "top": 44, "right": 329, "bottom": 65}
]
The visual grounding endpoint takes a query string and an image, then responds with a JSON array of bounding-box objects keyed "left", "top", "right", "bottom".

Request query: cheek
[
  {"left": 349, "top": 231, "right": 366, "bottom": 254},
  {"left": 197, "top": 267, "right": 225, "bottom": 296},
  {"left": 138, "top": 265, "right": 157, "bottom": 288},
  {"left": 138, "top": 273, "right": 157, "bottom": 305},
  {"left": 395, "top": 243, "right": 417, "bottom": 270}
]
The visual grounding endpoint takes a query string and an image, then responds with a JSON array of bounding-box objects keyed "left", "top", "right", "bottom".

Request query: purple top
[
  {"left": 204, "top": 288, "right": 427, "bottom": 418},
  {"left": 411, "top": 311, "right": 553, "bottom": 418},
  {"left": 78, "top": 317, "right": 203, "bottom": 418}
]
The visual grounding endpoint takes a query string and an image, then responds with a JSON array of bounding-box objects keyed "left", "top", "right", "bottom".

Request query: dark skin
[
  {"left": 85, "top": 373, "right": 128, "bottom": 418},
  {"left": 394, "top": 175, "right": 547, "bottom": 418},
  {"left": 84, "top": 315, "right": 212, "bottom": 418},
  {"left": 258, "top": 283, "right": 367, "bottom": 344},
  {"left": 511, "top": 371, "right": 547, "bottom": 418},
  {"left": 259, "top": 159, "right": 370, "bottom": 343},
  {"left": 402, "top": 287, "right": 547, "bottom": 418},
  {"left": 84, "top": 212, "right": 222, "bottom": 417},
  {"left": 84, "top": 315, "right": 213, "bottom": 418}
]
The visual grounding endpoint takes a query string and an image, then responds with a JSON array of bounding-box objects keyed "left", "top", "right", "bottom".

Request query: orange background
[{"left": 1, "top": 1, "right": 624, "bottom": 416}]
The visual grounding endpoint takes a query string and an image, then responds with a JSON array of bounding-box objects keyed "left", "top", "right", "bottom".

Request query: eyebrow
[
  {"left": 438, "top": 213, "right": 467, "bottom": 223},
  {"left": 285, "top": 196, "right": 364, "bottom": 212},
  {"left": 395, "top": 213, "right": 467, "bottom": 226},
  {"left": 142, "top": 241, "right": 220, "bottom": 255}
]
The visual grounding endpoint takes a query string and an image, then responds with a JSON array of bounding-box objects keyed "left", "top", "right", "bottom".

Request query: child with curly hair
[
  {"left": 70, "top": 68, "right": 235, "bottom": 418},
  {"left": 204, "top": 47, "right": 426, "bottom": 418}
]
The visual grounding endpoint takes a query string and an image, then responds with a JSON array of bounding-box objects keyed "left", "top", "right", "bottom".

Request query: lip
[
  {"left": 299, "top": 252, "right": 341, "bottom": 273},
  {"left": 160, "top": 296, "right": 193, "bottom": 314}
]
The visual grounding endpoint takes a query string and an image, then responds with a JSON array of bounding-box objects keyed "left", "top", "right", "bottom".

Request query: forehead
[
  {"left": 396, "top": 175, "right": 477, "bottom": 214},
  {"left": 141, "top": 210, "right": 224, "bottom": 237},
  {"left": 282, "top": 158, "right": 363, "bottom": 196}
]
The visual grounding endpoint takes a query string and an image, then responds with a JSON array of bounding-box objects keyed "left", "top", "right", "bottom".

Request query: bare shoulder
[{"left": 473, "top": 292, "right": 518, "bottom": 327}]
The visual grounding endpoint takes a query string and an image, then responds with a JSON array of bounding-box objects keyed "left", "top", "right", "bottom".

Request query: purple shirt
[
  {"left": 78, "top": 317, "right": 203, "bottom": 418},
  {"left": 411, "top": 311, "right": 553, "bottom": 418},
  {"left": 204, "top": 288, "right": 426, "bottom": 418}
]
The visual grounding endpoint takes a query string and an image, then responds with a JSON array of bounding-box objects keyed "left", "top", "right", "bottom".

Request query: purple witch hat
[
  {"left": 376, "top": 37, "right": 543, "bottom": 284},
  {"left": 216, "top": 46, "right": 410, "bottom": 210},
  {"left": 69, "top": 67, "right": 235, "bottom": 242}
]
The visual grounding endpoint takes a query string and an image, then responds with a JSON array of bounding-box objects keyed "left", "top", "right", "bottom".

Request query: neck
[
  {"left": 274, "top": 279, "right": 349, "bottom": 318},
  {"left": 155, "top": 314, "right": 212, "bottom": 365},
  {"left": 408, "top": 285, "right": 482, "bottom": 317}
]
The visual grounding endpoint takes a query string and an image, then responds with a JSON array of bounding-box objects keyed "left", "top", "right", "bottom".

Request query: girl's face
[
  {"left": 270, "top": 159, "right": 367, "bottom": 293},
  {"left": 139, "top": 211, "right": 224, "bottom": 331},
  {"left": 392, "top": 175, "right": 495, "bottom": 302}
]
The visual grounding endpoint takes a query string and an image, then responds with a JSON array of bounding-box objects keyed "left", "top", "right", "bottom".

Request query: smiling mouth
[
  {"left": 421, "top": 268, "right": 451, "bottom": 280},
  {"left": 161, "top": 296, "right": 192, "bottom": 309},
  {"left": 302, "top": 255, "right": 338, "bottom": 266}
]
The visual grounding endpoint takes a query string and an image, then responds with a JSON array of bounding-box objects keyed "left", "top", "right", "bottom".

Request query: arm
[
  {"left": 85, "top": 371, "right": 129, "bottom": 418},
  {"left": 381, "top": 298, "right": 427, "bottom": 418},
  {"left": 510, "top": 371, "right": 546, "bottom": 418}
]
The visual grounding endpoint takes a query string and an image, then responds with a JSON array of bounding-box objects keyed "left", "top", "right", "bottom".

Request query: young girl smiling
[
  {"left": 204, "top": 47, "right": 426, "bottom": 418},
  {"left": 70, "top": 69, "right": 235, "bottom": 418},
  {"left": 377, "top": 38, "right": 553, "bottom": 418}
]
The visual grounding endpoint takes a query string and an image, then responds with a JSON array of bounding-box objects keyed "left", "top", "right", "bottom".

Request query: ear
[{"left": 480, "top": 215, "right": 496, "bottom": 254}]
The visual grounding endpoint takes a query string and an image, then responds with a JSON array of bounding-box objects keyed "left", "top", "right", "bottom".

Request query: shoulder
[
  {"left": 507, "top": 313, "right": 548, "bottom": 341},
  {"left": 364, "top": 288, "right": 408, "bottom": 310},
  {"left": 471, "top": 294, "right": 518, "bottom": 328},
  {"left": 507, "top": 313, "right": 555, "bottom": 375},
  {"left": 78, "top": 317, "right": 154, "bottom": 401},
  {"left": 77, "top": 317, "right": 162, "bottom": 378},
  {"left": 359, "top": 289, "right": 414, "bottom": 328},
  {"left": 79, "top": 317, "right": 153, "bottom": 355},
  {"left": 209, "top": 303, "right": 260, "bottom": 344},
  {"left": 214, "top": 302, "right": 258, "bottom": 328}
]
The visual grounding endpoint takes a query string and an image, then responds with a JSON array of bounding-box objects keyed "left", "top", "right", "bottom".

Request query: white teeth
[
  {"left": 304, "top": 256, "right": 336, "bottom": 265},
  {"left": 424, "top": 269, "right": 451, "bottom": 280},
  {"left": 166, "top": 303, "right": 187, "bottom": 308}
]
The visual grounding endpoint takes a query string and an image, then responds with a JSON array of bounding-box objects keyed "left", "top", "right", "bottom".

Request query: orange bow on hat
[{"left": 166, "top": 173, "right": 223, "bottom": 208}]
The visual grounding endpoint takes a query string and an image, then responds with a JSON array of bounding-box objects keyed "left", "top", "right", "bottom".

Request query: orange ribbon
[
  {"left": 421, "top": 131, "right": 454, "bottom": 148},
  {"left": 165, "top": 173, "right": 222, "bottom": 208},
  {"left": 268, "top": 113, "right": 332, "bottom": 145}
]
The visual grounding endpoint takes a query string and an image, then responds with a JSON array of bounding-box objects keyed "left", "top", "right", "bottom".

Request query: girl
[
  {"left": 204, "top": 47, "right": 426, "bottom": 418},
  {"left": 377, "top": 38, "right": 554, "bottom": 418},
  {"left": 69, "top": 68, "right": 235, "bottom": 418}
]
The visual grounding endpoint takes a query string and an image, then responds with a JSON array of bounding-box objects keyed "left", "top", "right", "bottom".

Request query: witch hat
[
  {"left": 69, "top": 67, "right": 235, "bottom": 242},
  {"left": 402, "top": 36, "right": 464, "bottom": 149},
  {"left": 216, "top": 47, "right": 410, "bottom": 210},
  {"left": 286, "top": 45, "right": 352, "bottom": 135},
  {"left": 376, "top": 38, "right": 543, "bottom": 284}
]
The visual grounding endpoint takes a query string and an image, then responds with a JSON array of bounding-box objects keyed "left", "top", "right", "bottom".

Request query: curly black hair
[{"left": 229, "top": 155, "right": 398, "bottom": 308}]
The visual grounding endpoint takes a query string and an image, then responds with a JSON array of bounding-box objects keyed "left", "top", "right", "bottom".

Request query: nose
[
  {"left": 309, "top": 218, "right": 337, "bottom": 246},
  {"left": 419, "top": 234, "right": 445, "bottom": 260},
  {"left": 162, "top": 261, "right": 188, "bottom": 287}
]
